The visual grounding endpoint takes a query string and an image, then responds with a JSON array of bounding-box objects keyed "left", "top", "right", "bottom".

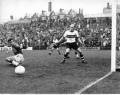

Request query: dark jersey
[{"left": 11, "top": 42, "right": 23, "bottom": 55}]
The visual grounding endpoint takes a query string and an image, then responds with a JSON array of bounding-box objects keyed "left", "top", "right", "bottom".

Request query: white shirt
[{"left": 63, "top": 30, "right": 79, "bottom": 43}]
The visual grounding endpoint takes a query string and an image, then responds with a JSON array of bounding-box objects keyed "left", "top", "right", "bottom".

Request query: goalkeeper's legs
[
  {"left": 5, "top": 56, "right": 18, "bottom": 67},
  {"left": 5, "top": 54, "right": 24, "bottom": 67},
  {"left": 61, "top": 48, "right": 70, "bottom": 64},
  {"left": 76, "top": 47, "right": 87, "bottom": 65}
]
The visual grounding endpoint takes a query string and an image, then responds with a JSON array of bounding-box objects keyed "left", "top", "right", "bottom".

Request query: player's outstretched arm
[
  {"left": 57, "top": 37, "right": 66, "bottom": 45},
  {"left": 51, "top": 36, "right": 65, "bottom": 49}
]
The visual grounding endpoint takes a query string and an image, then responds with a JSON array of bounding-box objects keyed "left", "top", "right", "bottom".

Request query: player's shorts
[
  {"left": 6, "top": 54, "right": 24, "bottom": 63},
  {"left": 66, "top": 42, "right": 79, "bottom": 50}
]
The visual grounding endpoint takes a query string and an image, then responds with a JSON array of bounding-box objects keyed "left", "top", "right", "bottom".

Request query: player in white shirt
[{"left": 53, "top": 24, "right": 87, "bottom": 65}]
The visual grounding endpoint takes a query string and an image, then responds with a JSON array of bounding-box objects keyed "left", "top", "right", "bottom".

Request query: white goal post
[{"left": 111, "top": 0, "right": 117, "bottom": 72}]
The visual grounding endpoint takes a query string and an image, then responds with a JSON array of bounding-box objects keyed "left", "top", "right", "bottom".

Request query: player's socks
[
  {"left": 64, "top": 52, "right": 70, "bottom": 59},
  {"left": 75, "top": 52, "right": 77, "bottom": 55},
  {"left": 48, "top": 52, "right": 52, "bottom": 55},
  {"left": 81, "top": 59, "right": 87, "bottom": 64},
  {"left": 60, "top": 59, "right": 66, "bottom": 64},
  {"left": 79, "top": 52, "right": 87, "bottom": 64},
  {"left": 48, "top": 49, "right": 53, "bottom": 55},
  {"left": 60, "top": 53, "right": 69, "bottom": 64}
]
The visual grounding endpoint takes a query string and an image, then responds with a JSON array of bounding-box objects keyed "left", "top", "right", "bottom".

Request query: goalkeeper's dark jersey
[{"left": 11, "top": 42, "right": 23, "bottom": 55}]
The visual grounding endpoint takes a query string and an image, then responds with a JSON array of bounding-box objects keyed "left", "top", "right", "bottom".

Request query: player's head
[
  {"left": 8, "top": 38, "right": 13, "bottom": 45},
  {"left": 70, "top": 24, "right": 74, "bottom": 32}
]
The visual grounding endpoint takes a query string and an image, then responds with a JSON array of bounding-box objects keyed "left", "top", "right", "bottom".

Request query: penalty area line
[{"left": 75, "top": 71, "right": 113, "bottom": 94}]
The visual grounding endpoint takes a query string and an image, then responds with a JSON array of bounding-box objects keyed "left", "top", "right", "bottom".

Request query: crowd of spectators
[{"left": 0, "top": 12, "right": 111, "bottom": 50}]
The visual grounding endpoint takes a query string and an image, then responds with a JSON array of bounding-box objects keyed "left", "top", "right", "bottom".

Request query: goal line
[{"left": 75, "top": 71, "right": 113, "bottom": 94}]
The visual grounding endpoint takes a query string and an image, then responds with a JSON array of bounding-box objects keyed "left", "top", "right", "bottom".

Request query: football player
[
  {"left": 5, "top": 38, "right": 24, "bottom": 66},
  {"left": 48, "top": 35, "right": 61, "bottom": 55},
  {"left": 53, "top": 24, "right": 87, "bottom": 65}
]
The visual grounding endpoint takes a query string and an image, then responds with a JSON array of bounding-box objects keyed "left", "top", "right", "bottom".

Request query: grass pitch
[{"left": 0, "top": 49, "right": 111, "bottom": 93}]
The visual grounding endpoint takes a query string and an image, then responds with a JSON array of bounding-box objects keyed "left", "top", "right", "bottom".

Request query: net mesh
[{"left": 116, "top": 0, "right": 120, "bottom": 68}]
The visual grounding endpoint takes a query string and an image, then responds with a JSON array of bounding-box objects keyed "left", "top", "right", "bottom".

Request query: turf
[
  {"left": 82, "top": 51, "right": 120, "bottom": 94},
  {"left": 0, "top": 49, "right": 111, "bottom": 94},
  {"left": 82, "top": 72, "right": 120, "bottom": 94}
]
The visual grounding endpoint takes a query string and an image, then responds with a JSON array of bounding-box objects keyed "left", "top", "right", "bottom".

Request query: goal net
[{"left": 116, "top": 0, "right": 120, "bottom": 71}]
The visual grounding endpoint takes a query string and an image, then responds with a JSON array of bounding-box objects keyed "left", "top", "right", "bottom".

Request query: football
[{"left": 15, "top": 65, "right": 25, "bottom": 74}]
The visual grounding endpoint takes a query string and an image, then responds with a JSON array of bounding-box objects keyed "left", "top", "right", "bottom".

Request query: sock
[
  {"left": 64, "top": 52, "right": 69, "bottom": 59},
  {"left": 75, "top": 52, "right": 77, "bottom": 55},
  {"left": 79, "top": 52, "right": 85, "bottom": 61}
]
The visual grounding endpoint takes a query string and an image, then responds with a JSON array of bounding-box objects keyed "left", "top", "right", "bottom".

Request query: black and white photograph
[{"left": 0, "top": 0, "right": 119, "bottom": 94}]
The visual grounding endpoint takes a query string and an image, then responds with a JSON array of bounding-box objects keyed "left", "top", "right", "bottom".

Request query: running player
[
  {"left": 53, "top": 24, "right": 87, "bottom": 65},
  {"left": 48, "top": 35, "right": 61, "bottom": 55},
  {"left": 5, "top": 38, "right": 24, "bottom": 66}
]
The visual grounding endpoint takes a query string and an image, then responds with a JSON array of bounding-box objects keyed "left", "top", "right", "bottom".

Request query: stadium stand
[{"left": 0, "top": 10, "right": 111, "bottom": 50}]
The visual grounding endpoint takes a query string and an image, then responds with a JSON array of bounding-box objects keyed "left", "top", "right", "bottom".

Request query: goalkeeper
[{"left": 5, "top": 38, "right": 24, "bottom": 66}]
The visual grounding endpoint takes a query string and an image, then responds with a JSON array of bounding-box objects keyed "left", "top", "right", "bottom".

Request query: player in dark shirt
[
  {"left": 8, "top": 40, "right": 23, "bottom": 55},
  {"left": 6, "top": 38, "right": 24, "bottom": 66}
]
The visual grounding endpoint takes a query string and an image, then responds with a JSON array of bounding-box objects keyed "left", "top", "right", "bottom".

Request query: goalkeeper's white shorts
[{"left": 6, "top": 54, "right": 24, "bottom": 63}]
